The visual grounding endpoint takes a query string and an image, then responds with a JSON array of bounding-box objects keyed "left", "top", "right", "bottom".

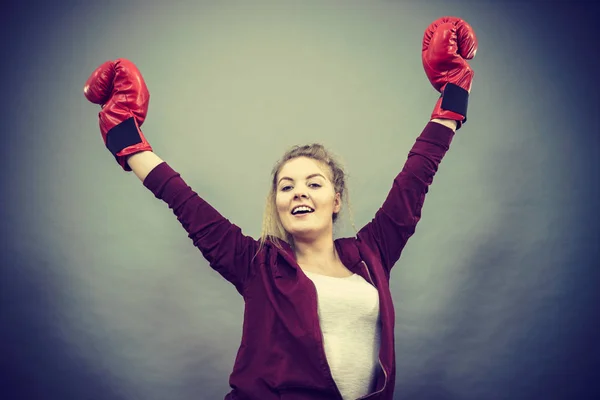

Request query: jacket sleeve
[
  {"left": 143, "top": 162, "right": 259, "bottom": 294},
  {"left": 356, "top": 121, "right": 455, "bottom": 275}
]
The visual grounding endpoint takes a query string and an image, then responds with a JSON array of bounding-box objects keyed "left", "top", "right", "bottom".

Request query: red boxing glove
[
  {"left": 422, "top": 17, "right": 477, "bottom": 128},
  {"left": 84, "top": 59, "right": 152, "bottom": 171}
]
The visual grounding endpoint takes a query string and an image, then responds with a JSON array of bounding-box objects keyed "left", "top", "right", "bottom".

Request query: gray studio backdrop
[{"left": 1, "top": 1, "right": 598, "bottom": 400}]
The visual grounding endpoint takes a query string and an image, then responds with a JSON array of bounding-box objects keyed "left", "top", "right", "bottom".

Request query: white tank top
[{"left": 304, "top": 270, "right": 381, "bottom": 400}]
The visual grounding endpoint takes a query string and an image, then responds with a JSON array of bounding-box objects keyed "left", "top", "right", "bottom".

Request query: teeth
[{"left": 292, "top": 206, "right": 314, "bottom": 215}]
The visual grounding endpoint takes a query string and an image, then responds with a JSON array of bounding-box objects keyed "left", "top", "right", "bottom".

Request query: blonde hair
[{"left": 257, "top": 143, "right": 355, "bottom": 254}]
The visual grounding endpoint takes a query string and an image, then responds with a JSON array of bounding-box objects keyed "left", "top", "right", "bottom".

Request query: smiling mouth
[{"left": 291, "top": 206, "right": 315, "bottom": 215}]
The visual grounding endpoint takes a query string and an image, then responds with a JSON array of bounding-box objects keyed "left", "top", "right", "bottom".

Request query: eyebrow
[{"left": 278, "top": 173, "right": 326, "bottom": 185}]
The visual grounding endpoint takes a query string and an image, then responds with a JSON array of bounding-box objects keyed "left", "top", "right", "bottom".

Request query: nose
[{"left": 293, "top": 190, "right": 309, "bottom": 199}]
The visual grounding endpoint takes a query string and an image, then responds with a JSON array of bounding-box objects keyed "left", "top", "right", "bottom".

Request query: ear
[{"left": 333, "top": 192, "right": 342, "bottom": 214}]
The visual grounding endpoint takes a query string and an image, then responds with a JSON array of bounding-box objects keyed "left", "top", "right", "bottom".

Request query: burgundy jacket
[{"left": 143, "top": 122, "right": 455, "bottom": 399}]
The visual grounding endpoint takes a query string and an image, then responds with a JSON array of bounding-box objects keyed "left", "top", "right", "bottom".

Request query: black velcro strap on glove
[
  {"left": 105, "top": 117, "right": 143, "bottom": 157},
  {"left": 441, "top": 83, "right": 469, "bottom": 122}
]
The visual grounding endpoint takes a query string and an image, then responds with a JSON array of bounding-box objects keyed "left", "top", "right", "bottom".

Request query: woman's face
[{"left": 275, "top": 157, "right": 341, "bottom": 243}]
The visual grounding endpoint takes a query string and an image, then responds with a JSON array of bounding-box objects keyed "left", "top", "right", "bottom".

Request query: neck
[{"left": 293, "top": 234, "right": 338, "bottom": 268}]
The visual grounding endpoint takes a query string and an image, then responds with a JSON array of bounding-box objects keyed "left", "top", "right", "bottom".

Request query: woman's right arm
[
  {"left": 127, "top": 153, "right": 259, "bottom": 295},
  {"left": 84, "top": 59, "right": 258, "bottom": 295},
  {"left": 134, "top": 153, "right": 259, "bottom": 295},
  {"left": 127, "top": 151, "right": 164, "bottom": 182}
]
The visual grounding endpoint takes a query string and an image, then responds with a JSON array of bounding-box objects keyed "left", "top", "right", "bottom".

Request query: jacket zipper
[{"left": 356, "top": 261, "right": 388, "bottom": 399}]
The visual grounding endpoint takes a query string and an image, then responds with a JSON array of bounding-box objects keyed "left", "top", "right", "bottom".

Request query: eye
[
  {"left": 281, "top": 185, "right": 292, "bottom": 192},
  {"left": 309, "top": 183, "right": 321, "bottom": 189}
]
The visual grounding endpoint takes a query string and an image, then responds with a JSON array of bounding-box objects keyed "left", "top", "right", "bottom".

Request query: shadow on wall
[
  {"left": 398, "top": 198, "right": 599, "bottom": 399},
  {"left": 0, "top": 248, "right": 127, "bottom": 400}
]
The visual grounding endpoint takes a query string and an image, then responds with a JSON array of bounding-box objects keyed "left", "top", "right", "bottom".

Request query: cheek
[
  {"left": 275, "top": 193, "right": 287, "bottom": 214},
  {"left": 316, "top": 192, "right": 336, "bottom": 210}
]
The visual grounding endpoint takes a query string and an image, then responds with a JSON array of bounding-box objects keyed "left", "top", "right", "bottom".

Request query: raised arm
[
  {"left": 356, "top": 17, "right": 477, "bottom": 275},
  {"left": 127, "top": 151, "right": 163, "bottom": 181},
  {"left": 83, "top": 59, "right": 257, "bottom": 294}
]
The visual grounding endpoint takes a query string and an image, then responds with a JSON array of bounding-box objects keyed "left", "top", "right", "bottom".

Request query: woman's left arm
[
  {"left": 431, "top": 119, "right": 457, "bottom": 131},
  {"left": 356, "top": 17, "right": 477, "bottom": 275},
  {"left": 356, "top": 119, "right": 456, "bottom": 273}
]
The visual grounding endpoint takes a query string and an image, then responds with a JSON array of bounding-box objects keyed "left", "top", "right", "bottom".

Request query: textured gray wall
[{"left": 1, "top": 1, "right": 598, "bottom": 399}]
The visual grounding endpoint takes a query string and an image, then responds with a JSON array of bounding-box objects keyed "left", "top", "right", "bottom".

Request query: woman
[{"left": 84, "top": 16, "right": 477, "bottom": 400}]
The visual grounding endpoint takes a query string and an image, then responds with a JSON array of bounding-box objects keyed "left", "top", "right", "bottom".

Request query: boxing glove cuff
[
  {"left": 105, "top": 117, "right": 144, "bottom": 156},
  {"left": 440, "top": 83, "right": 469, "bottom": 122}
]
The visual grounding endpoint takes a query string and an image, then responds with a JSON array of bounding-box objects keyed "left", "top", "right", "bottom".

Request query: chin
[
  {"left": 288, "top": 226, "right": 330, "bottom": 242},
  {"left": 285, "top": 226, "right": 311, "bottom": 237},
  {"left": 280, "top": 214, "right": 332, "bottom": 242}
]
